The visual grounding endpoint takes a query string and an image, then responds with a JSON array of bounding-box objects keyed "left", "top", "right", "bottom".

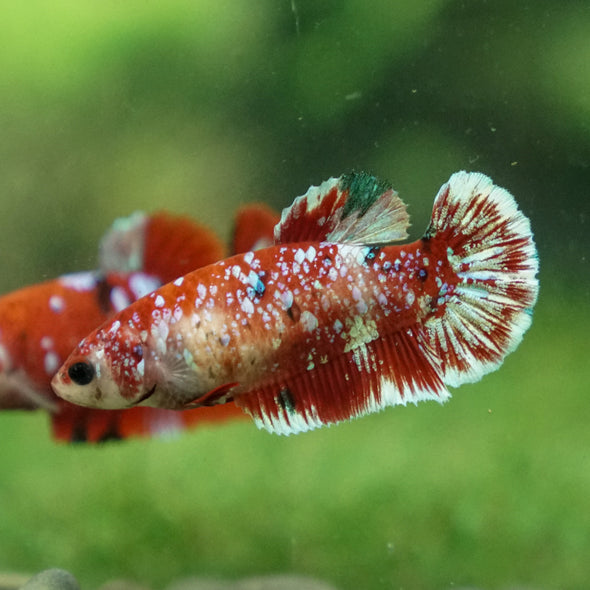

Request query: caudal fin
[{"left": 424, "top": 172, "right": 539, "bottom": 387}]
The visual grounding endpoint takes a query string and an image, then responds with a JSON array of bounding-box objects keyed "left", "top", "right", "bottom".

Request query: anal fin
[{"left": 235, "top": 326, "right": 450, "bottom": 435}]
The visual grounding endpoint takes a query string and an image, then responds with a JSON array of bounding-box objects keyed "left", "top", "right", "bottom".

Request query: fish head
[{"left": 51, "top": 321, "right": 153, "bottom": 409}]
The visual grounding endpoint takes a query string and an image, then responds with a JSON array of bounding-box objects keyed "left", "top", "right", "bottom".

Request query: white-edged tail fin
[
  {"left": 424, "top": 171, "right": 539, "bottom": 387},
  {"left": 275, "top": 172, "right": 410, "bottom": 245}
]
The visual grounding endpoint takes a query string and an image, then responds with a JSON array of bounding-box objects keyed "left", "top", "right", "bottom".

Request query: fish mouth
[{"left": 134, "top": 384, "right": 157, "bottom": 407}]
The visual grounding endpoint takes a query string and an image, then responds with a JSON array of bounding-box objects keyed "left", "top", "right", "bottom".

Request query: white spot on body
[
  {"left": 174, "top": 277, "right": 184, "bottom": 287},
  {"left": 40, "top": 336, "right": 53, "bottom": 350},
  {"left": 300, "top": 311, "right": 318, "bottom": 332},
  {"left": 49, "top": 295, "right": 65, "bottom": 313},
  {"left": 356, "top": 300, "right": 369, "bottom": 314},
  {"left": 247, "top": 271, "right": 260, "bottom": 290},
  {"left": 44, "top": 351, "right": 60, "bottom": 375},
  {"left": 280, "top": 290, "right": 294, "bottom": 310},
  {"left": 241, "top": 297, "right": 254, "bottom": 315},
  {"left": 152, "top": 322, "right": 169, "bottom": 355},
  {"left": 294, "top": 248, "right": 306, "bottom": 265},
  {"left": 155, "top": 295, "right": 165, "bottom": 308},
  {"left": 173, "top": 306, "right": 183, "bottom": 322},
  {"left": 244, "top": 251, "right": 254, "bottom": 265}
]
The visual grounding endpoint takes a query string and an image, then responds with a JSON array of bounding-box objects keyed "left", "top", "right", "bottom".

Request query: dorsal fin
[
  {"left": 232, "top": 204, "right": 280, "bottom": 254},
  {"left": 275, "top": 172, "right": 410, "bottom": 245},
  {"left": 99, "top": 211, "right": 226, "bottom": 283},
  {"left": 142, "top": 212, "right": 225, "bottom": 284}
]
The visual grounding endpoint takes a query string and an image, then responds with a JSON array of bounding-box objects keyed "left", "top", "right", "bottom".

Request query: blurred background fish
[{"left": 0, "top": 206, "right": 278, "bottom": 442}]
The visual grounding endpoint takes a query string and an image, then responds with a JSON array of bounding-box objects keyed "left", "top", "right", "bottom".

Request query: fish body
[
  {"left": 1, "top": 207, "right": 278, "bottom": 442},
  {"left": 53, "top": 172, "right": 539, "bottom": 435}
]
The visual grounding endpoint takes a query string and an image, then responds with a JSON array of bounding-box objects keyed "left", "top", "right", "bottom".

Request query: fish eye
[{"left": 68, "top": 361, "right": 95, "bottom": 386}]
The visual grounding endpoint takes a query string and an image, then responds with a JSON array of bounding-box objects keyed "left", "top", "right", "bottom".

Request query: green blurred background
[{"left": 1, "top": 1, "right": 588, "bottom": 589}]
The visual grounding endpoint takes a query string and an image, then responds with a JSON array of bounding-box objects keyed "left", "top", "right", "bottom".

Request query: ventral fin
[
  {"left": 99, "top": 211, "right": 226, "bottom": 284},
  {"left": 275, "top": 172, "right": 410, "bottom": 246},
  {"left": 232, "top": 204, "right": 280, "bottom": 254},
  {"left": 235, "top": 326, "right": 449, "bottom": 436},
  {"left": 186, "top": 382, "right": 239, "bottom": 408}
]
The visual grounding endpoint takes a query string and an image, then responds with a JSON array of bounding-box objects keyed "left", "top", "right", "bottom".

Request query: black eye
[{"left": 68, "top": 361, "right": 95, "bottom": 386}]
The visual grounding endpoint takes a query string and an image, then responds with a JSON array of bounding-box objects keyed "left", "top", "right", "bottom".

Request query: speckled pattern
[{"left": 52, "top": 172, "right": 539, "bottom": 436}]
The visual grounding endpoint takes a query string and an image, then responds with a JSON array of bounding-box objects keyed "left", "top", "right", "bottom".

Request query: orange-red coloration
[
  {"left": 1, "top": 205, "right": 278, "bottom": 442},
  {"left": 232, "top": 204, "right": 280, "bottom": 254},
  {"left": 53, "top": 173, "right": 539, "bottom": 436}
]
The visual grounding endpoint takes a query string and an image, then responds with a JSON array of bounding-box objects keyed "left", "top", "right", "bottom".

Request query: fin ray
[
  {"left": 275, "top": 173, "right": 410, "bottom": 246},
  {"left": 424, "top": 171, "right": 539, "bottom": 387},
  {"left": 235, "top": 326, "right": 449, "bottom": 435}
]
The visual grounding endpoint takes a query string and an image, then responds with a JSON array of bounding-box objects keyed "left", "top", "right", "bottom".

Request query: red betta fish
[
  {"left": 52, "top": 172, "right": 539, "bottom": 435},
  {"left": 1, "top": 206, "right": 278, "bottom": 442}
]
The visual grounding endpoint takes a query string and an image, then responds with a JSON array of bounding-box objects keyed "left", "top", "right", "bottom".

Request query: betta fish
[
  {"left": 1, "top": 205, "right": 278, "bottom": 442},
  {"left": 52, "top": 172, "right": 539, "bottom": 436}
]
